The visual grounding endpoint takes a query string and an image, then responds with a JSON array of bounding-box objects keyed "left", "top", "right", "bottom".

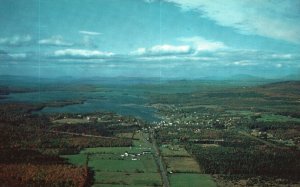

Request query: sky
[{"left": 0, "top": 0, "right": 300, "bottom": 79}]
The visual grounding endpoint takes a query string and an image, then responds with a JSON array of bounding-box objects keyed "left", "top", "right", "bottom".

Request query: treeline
[
  {"left": 0, "top": 149, "right": 65, "bottom": 165},
  {"left": 0, "top": 148, "right": 93, "bottom": 186},
  {"left": 277, "top": 111, "right": 300, "bottom": 118},
  {"left": 0, "top": 164, "right": 90, "bottom": 187},
  {"left": 246, "top": 121, "right": 300, "bottom": 131},
  {"left": 51, "top": 123, "right": 141, "bottom": 138},
  {"left": 187, "top": 145, "right": 300, "bottom": 180},
  {"left": 1, "top": 115, "right": 133, "bottom": 154},
  {"left": 51, "top": 123, "right": 113, "bottom": 137},
  {"left": 49, "top": 136, "right": 132, "bottom": 155}
]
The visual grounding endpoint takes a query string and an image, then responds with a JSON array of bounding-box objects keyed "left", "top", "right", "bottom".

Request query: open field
[
  {"left": 164, "top": 156, "right": 201, "bottom": 173},
  {"left": 80, "top": 146, "right": 151, "bottom": 154},
  {"left": 116, "top": 132, "right": 134, "bottom": 139},
  {"left": 52, "top": 118, "right": 90, "bottom": 124},
  {"left": 133, "top": 139, "right": 152, "bottom": 148},
  {"left": 89, "top": 155, "right": 157, "bottom": 172},
  {"left": 62, "top": 132, "right": 161, "bottom": 186},
  {"left": 257, "top": 114, "right": 300, "bottom": 123},
  {"left": 93, "top": 184, "right": 157, "bottom": 187},
  {"left": 61, "top": 154, "right": 87, "bottom": 166},
  {"left": 93, "top": 171, "right": 161, "bottom": 186},
  {"left": 160, "top": 144, "right": 190, "bottom": 157},
  {"left": 169, "top": 173, "right": 217, "bottom": 187}
]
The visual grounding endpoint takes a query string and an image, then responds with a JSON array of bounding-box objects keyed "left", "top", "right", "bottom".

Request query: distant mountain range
[
  {"left": 281, "top": 74, "right": 300, "bottom": 80},
  {"left": 0, "top": 74, "right": 299, "bottom": 84}
]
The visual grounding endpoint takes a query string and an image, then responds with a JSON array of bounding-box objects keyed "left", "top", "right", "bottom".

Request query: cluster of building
[{"left": 120, "top": 150, "right": 152, "bottom": 161}]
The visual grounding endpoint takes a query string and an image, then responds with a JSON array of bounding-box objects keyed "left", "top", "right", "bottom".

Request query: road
[{"left": 149, "top": 131, "right": 170, "bottom": 187}]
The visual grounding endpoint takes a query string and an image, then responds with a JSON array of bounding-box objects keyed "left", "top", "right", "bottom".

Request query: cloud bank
[
  {"left": 178, "top": 36, "right": 226, "bottom": 51},
  {"left": 165, "top": 0, "right": 300, "bottom": 43},
  {"left": 38, "top": 35, "right": 73, "bottom": 46},
  {"left": 132, "top": 44, "right": 193, "bottom": 56},
  {"left": 131, "top": 37, "right": 226, "bottom": 57},
  {"left": 0, "top": 35, "right": 32, "bottom": 46},
  {"left": 51, "top": 49, "right": 114, "bottom": 59},
  {"left": 79, "top": 30, "right": 102, "bottom": 36}
]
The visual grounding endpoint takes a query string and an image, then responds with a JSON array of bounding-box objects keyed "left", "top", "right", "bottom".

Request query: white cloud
[
  {"left": 137, "top": 55, "right": 217, "bottom": 62},
  {"left": 144, "top": 0, "right": 156, "bottom": 3},
  {"left": 52, "top": 49, "right": 114, "bottom": 59},
  {"left": 79, "top": 30, "right": 102, "bottom": 36},
  {"left": 232, "top": 60, "right": 256, "bottom": 66},
  {"left": 130, "top": 43, "right": 221, "bottom": 62},
  {"left": 0, "top": 50, "right": 30, "bottom": 61},
  {"left": 9, "top": 53, "right": 27, "bottom": 59},
  {"left": 131, "top": 48, "right": 147, "bottom": 55},
  {"left": 38, "top": 35, "right": 73, "bottom": 46},
  {"left": 151, "top": 45, "right": 191, "bottom": 54},
  {"left": 0, "top": 35, "right": 32, "bottom": 46},
  {"left": 131, "top": 44, "right": 193, "bottom": 56},
  {"left": 270, "top": 54, "right": 292, "bottom": 60},
  {"left": 130, "top": 37, "right": 226, "bottom": 59},
  {"left": 165, "top": 0, "right": 300, "bottom": 43},
  {"left": 178, "top": 36, "right": 226, "bottom": 51}
]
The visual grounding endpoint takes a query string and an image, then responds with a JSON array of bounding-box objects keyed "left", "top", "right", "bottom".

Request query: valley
[{"left": 0, "top": 78, "right": 299, "bottom": 186}]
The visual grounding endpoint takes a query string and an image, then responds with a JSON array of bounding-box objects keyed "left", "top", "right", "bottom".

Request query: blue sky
[{"left": 0, "top": 0, "right": 299, "bottom": 78}]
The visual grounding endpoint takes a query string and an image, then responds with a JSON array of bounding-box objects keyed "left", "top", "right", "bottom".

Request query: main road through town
[{"left": 149, "top": 130, "right": 170, "bottom": 187}]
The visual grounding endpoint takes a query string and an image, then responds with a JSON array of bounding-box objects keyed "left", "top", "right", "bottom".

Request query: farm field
[
  {"left": 62, "top": 132, "right": 162, "bottom": 186},
  {"left": 52, "top": 118, "right": 90, "bottom": 124},
  {"left": 159, "top": 143, "right": 216, "bottom": 186},
  {"left": 116, "top": 132, "right": 134, "bottom": 139},
  {"left": 164, "top": 157, "right": 201, "bottom": 173},
  {"left": 93, "top": 172, "right": 161, "bottom": 186},
  {"left": 88, "top": 155, "right": 157, "bottom": 173},
  {"left": 169, "top": 174, "right": 217, "bottom": 187},
  {"left": 61, "top": 154, "right": 87, "bottom": 166},
  {"left": 81, "top": 147, "right": 148, "bottom": 154},
  {"left": 160, "top": 144, "right": 190, "bottom": 157},
  {"left": 257, "top": 114, "right": 300, "bottom": 123},
  {"left": 93, "top": 184, "right": 157, "bottom": 187}
]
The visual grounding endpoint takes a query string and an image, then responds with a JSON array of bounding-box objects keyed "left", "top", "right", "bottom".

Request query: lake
[{"left": 0, "top": 82, "right": 161, "bottom": 122}]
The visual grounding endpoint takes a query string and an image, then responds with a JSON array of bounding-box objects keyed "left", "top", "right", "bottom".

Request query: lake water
[{"left": 1, "top": 85, "right": 160, "bottom": 122}]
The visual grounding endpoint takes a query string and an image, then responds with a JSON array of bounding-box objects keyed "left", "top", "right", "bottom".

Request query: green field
[
  {"left": 257, "top": 114, "right": 300, "bottom": 122},
  {"left": 169, "top": 174, "right": 217, "bottom": 187},
  {"left": 160, "top": 144, "right": 190, "bottom": 157},
  {"left": 93, "top": 172, "right": 161, "bottom": 186},
  {"left": 81, "top": 146, "right": 151, "bottom": 154},
  {"left": 61, "top": 154, "right": 87, "bottom": 166},
  {"left": 52, "top": 118, "right": 89, "bottom": 124},
  {"left": 93, "top": 184, "right": 156, "bottom": 187},
  {"left": 133, "top": 132, "right": 153, "bottom": 147},
  {"left": 116, "top": 132, "right": 134, "bottom": 139},
  {"left": 62, "top": 132, "right": 161, "bottom": 186},
  {"left": 227, "top": 110, "right": 255, "bottom": 116},
  {"left": 89, "top": 155, "right": 157, "bottom": 172},
  {"left": 164, "top": 157, "right": 201, "bottom": 173}
]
